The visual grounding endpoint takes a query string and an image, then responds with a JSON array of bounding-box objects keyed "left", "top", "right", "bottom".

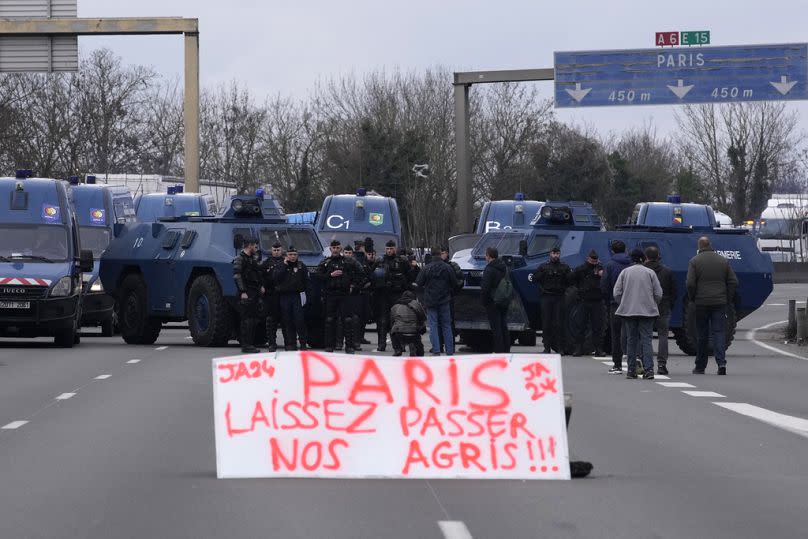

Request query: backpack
[
  {"left": 449, "top": 261, "right": 465, "bottom": 292},
  {"left": 492, "top": 267, "right": 513, "bottom": 309}
]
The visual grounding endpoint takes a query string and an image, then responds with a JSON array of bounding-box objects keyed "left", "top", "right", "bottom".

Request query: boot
[{"left": 572, "top": 345, "right": 583, "bottom": 357}]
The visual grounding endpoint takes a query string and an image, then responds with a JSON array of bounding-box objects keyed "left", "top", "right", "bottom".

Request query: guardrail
[{"left": 773, "top": 262, "right": 808, "bottom": 284}]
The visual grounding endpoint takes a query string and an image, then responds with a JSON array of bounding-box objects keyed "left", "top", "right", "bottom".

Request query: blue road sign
[{"left": 554, "top": 43, "right": 808, "bottom": 108}]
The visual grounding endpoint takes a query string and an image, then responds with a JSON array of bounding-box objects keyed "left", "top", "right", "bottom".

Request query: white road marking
[
  {"left": 94, "top": 374, "right": 111, "bottom": 380},
  {"left": 767, "top": 303, "right": 785, "bottom": 306},
  {"left": 714, "top": 402, "right": 808, "bottom": 439},
  {"left": 155, "top": 346, "right": 168, "bottom": 351},
  {"left": 2, "top": 420, "right": 28, "bottom": 430},
  {"left": 592, "top": 356, "right": 609, "bottom": 360},
  {"left": 438, "top": 521, "right": 474, "bottom": 539},
  {"left": 600, "top": 361, "right": 612, "bottom": 366},
  {"left": 747, "top": 320, "right": 808, "bottom": 361},
  {"left": 656, "top": 382, "right": 696, "bottom": 388},
  {"left": 126, "top": 359, "right": 141, "bottom": 364},
  {"left": 682, "top": 390, "right": 725, "bottom": 398},
  {"left": 655, "top": 374, "right": 671, "bottom": 380},
  {"left": 55, "top": 392, "right": 76, "bottom": 400},
  {"left": 185, "top": 336, "right": 193, "bottom": 340}
]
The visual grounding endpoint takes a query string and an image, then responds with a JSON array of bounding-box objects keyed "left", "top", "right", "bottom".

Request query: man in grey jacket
[
  {"left": 614, "top": 249, "right": 663, "bottom": 379},
  {"left": 686, "top": 236, "right": 738, "bottom": 375}
]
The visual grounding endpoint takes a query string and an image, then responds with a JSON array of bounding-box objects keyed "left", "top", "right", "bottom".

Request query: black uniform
[
  {"left": 233, "top": 250, "right": 263, "bottom": 351},
  {"left": 441, "top": 257, "right": 464, "bottom": 349},
  {"left": 261, "top": 255, "right": 286, "bottom": 350},
  {"left": 352, "top": 253, "right": 373, "bottom": 349},
  {"left": 318, "top": 254, "right": 361, "bottom": 352},
  {"left": 372, "top": 252, "right": 413, "bottom": 351},
  {"left": 273, "top": 258, "right": 309, "bottom": 350},
  {"left": 532, "top": 258, "right": 571, "bottom": 353},
  {"left": 571, "top": 260, "right": 605, "bottom": 355}
]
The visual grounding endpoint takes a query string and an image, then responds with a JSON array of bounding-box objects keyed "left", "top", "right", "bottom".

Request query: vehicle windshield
[
  {"left": 758, "top": 218, "right": 802, "bottom": 240},
  {"left": 80, "top": 226, "right": 112, "bottom": 258},
  {"left": 471, "top": 233, "right": 528, "bottom": 258},
  {"left": 0, "top": 225, "right": 69, "bottom": 261},
  {"left": 259, "top": 228, "right": 322, "bottom": 254}
]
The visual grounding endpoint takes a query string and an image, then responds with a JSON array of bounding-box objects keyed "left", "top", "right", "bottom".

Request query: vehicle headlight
[
  {"left": 90, "top": 280, "right": 103, "bottom": 292},
  {"left": 50, "top": 276, "right": 73, "bottom": 297}
]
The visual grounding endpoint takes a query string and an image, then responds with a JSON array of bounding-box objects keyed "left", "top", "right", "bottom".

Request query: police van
[
  {"left": 316, "top": 188, "right": 404, "bottom": 253},
  {"left": 67, "top": 175, "right": 136, "bottom": 335},
  {"left": 134, "top": 186, "right": 217, "bottom": 222},
  {"left": 0, "top": 171, "right": 94, "bottom": 346}
]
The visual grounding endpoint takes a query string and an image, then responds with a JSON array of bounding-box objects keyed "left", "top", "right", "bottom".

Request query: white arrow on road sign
[
  {"left": 565, "top": 83, "right": 592, "bottom": 103},
  {"left": 770, "top": 75, "right": 798, "bottom": 96},
  {"left": 667, "top": 79, "right": 694, "bottom": 99}
]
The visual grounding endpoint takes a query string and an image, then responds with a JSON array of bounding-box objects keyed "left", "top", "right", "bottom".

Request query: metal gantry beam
[
  {"left": 453, "top": 68, "right": 554, "bottom": 235},
  {"left": 0, "top": 17, "right": 201, "bottom": 192}
]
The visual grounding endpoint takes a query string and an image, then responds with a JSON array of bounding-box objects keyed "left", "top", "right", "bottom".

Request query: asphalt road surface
[{"left": 2, "top": 283, "right": 807, "bottom": 539}]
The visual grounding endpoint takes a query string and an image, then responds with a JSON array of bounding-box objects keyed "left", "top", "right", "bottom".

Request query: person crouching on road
[
  {"left": 571, "top": 249, "right": 605, "bottom": 357},
  {"left": 686, "top": 236, "right": 738, "bottom": 375},
  {"left": 644, "top": 246, "right": 677, "bottom": 375},
  {"left": 273, "top": 246, "right": 309, "bottom": 351},
  {"left": 613, "top": 249, "right": 662, "bottom": 380},
  {"left": 533, "top": 245, "right": 571, "bottom": 354},
  {"left": 233, "top": 237, "right": 264, "bottom": 354},
  {"left": 390, "top": 290, "right": 426, "bottom": 356},
  {"left": 481, "top": 247, "right": 511, "bottom": 354},
  {"left": 415, "top": 247, "right": 456, "bottom": 356},
  {"left": 601, "top": 240, "right": 632, "bottom": 374}
]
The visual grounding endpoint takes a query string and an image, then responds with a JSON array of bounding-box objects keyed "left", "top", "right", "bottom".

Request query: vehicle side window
[{"left": 527, "top": 235, "right": 557, "bottom": 257}]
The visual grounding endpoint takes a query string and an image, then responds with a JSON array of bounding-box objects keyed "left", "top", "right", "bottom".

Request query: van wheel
[
  {"left": 118, "top": 274, "right": 161, "bottom": 345},
  {"left": 675, "top": 302, "right": 736, "bottom": 356},
  {"left": 187, "top": 275, "right": 232, "bottom": 346}
]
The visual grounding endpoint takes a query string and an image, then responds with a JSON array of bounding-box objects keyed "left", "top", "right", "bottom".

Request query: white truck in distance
[{"left": 757, "top": 194, "right": 808, "bottom": 262}]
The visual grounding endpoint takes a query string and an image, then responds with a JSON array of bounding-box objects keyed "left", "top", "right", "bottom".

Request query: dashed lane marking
[
  {"left": 438, "top": 521, "right": 474, "bottom": 539},
  {"left": 94, "top": 374, "right": 111, "bottom": 380},
  {"left": 155, "top": 346, "right": 168, "bottom": 351},
  {"left": 747, "top": 320, "right": 808, "bottom": 361},
  {"left": 55, "top": 393, "right": 76, "bottom": 400},
  {"left": 126, "top": 359, "right": 141, "bottom": 364},
  {"left": 656, "top": 382, "right": 696, "bottom": 388},
  {"left": 600, "top": 361, "right": 612, "bottom": 366},
  {"left": 714, "top": 402, "right": 808, "bottom": 439},
  {"left": 767, "top": 303, "right": 786, "bottom": 306},
  {"left": 2, "top": 421, "right": 28, "bottom": 430},
  {"left": 682, "top": 390, "right": 725, "bottom": 398},
  {"left": 655, "top": 375, "right": 671, "bottom": 380}
]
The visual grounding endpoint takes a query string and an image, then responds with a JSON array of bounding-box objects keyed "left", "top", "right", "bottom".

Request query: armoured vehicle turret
[
  {"left": 99, "top": 191, "right": 324, "bottom": 346},
  {"left": 134, "top": 186, "right": 218, "bottom": 222},
  {"left": 451, "top": 197, "right": 773, "bottom": 355}
]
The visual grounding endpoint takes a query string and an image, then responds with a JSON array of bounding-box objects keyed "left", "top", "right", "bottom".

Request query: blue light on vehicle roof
[
  {"left": 174, "top": 185, "right": 184, "bottom": 193},
  {"left": 667, "top": 194, "right": 682, "bottom": 204},
  {"left": 167, "top": 186, "right": 177, "bottom": 195},
  {"left": 68, "top": 176, "right": 79, "bottom": 185},
  {"left": 256, "top": 188, "right": 265, "bottom": 200},
  {"left": 15, "top": 169, "right": 32, "bottom": 179},
  {"left": 86, "top": 175, "right": 96, "bottom": 184},
  {"left": 357, "top": 187, "right": 367, "bottom": 197},
  {"left": 514, "top": 192, "right": 525, "bottom": 201}
]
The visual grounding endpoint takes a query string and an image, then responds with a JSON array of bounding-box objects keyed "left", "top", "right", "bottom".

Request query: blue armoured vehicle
[
  {"left": 451, "top": 197, "right": 773, "bottom": 354},
  {"left": 134, "top": 186, "right": 218, "bottom": 222},
  {"left": 315, "top": 188, "right": 404, "bottom": 252},
  {"left": 0, "top": 171, "right": 94, "bottom": 347},
  {"left": 67, "top": 176, "right": 136, "bottom": 336},
  {"left": 99, "top": 191, "right": 324, "bottom": 346}
]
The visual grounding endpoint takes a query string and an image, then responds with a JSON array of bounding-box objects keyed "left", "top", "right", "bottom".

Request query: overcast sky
[{"left": 78, "top": 0, "right": 808, "bottom": 139}]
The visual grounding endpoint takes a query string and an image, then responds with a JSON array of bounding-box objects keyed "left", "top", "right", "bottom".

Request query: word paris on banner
[{"left": 212, "top": 351, "right": 570, "bottom": 480}]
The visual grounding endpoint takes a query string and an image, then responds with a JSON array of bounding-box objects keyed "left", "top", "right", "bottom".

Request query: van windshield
[
  {"left": 0, "top": 225, "right": 69, "bottom": 261},
  {"left": 259, "top": 228, "right": 321, "bottom": 254},
  {"left": 758, "top": 218, "right": 801, "bottom": 239},
  {"left": 80, "top": 227, "right": 112, "bottom": 258}
]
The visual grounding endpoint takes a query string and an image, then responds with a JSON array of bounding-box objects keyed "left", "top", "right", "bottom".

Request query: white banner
[{"left": 213, "top": 351, "right": 570, "bottom": 480}]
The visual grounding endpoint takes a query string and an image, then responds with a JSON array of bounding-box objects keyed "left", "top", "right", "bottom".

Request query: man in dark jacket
[
  {"left": 390, "top": 290, "right": 426, "bottom": 356},
  {"left": 416, "top": 247, "right": 456, "bottom": 355},
  {"left": 686, "top": 236, "right": 738, "bottom": 375},
  {"left": 317, "top": 240, "right": 361, "bottom": 353},
  {"left": 644, "top": 246, "right": 677, "bottom": 374},
  {"left": 273, "top": 246, "right": 309, "bottom": 351},
  {"left": 571, "top": 249, "right": 604, "bottom": 356},
  {"left": 372, "top": 240, "right": 413, "bottom": 351},
  {"left": 480, "top": 247, "right": 510, "bottom": 354},
  {"left": 601, "top": 240, "right": 632, "bottom": 374},
  {"left": 532, "top": 246, "right": 571, "bottom": 354},
  {"left": 233, "top": 237, "right": 263, "bottom": 353},
  {"left": 440, "top": 246, "right": 464, "bottom": 352},
  {"left": 261, "top": 242, "right": 286, "bottom": 352}
]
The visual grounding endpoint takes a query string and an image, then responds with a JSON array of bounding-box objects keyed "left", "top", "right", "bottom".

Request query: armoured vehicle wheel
[
  {"left": 674, "top": 302, "right": 736, "bottom": 356},
  {"left": 119, "top": 274, "right": 162, "bottom": 345},
  {"left": 101, "top": 318, "right": 114, "bottom": 337},
  {"left": 187, "top": 275, "right": 232, "bottom": 346}
]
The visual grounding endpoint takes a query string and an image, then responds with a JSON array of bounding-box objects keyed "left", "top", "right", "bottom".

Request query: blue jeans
[
  {"left": 696, "top": 305, "right": 727, "bottom": 369},
  {"left": 427, "top": 302, "right": 454, "bottom": 354},
  {"left": 624, "top": 317, "right": 655, "bottom": 374}
]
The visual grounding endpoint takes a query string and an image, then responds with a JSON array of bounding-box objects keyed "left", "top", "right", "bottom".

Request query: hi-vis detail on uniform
[{"left": 554, "top": 43, "right": 808, "bottom": 108}]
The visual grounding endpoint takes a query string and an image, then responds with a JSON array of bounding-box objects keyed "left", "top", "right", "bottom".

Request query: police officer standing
[
  {"left": 273, "top": 246, "right": 309, "bottom": 351},
  {"left": 373, "top": 240, "right": 413, "bottom": 352},
  {"left": 318, "top": 240, "right": 360, "bottom": 353},
  {"left": 533, "top": 246, "right": 571, "bottom": 354},
  {"left": 571, "top": 250, "right": 605, "bottom": 356},
  {"left": 261, "top": 242, "right": 286, "bottom": 352},
  {"left": 233, "top": 237, "right": 264, "bottom": 354}
]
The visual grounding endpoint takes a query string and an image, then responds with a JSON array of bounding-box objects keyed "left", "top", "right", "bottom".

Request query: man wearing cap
[
  {"left": 372, "top": 240, "right": 413, "bottom": 351},
  {"left": 232, "top": 237, "right": 264, "bottom": 353},
  {"left": 532, "top": 246, "right": 571, "bottom": 354},
  {"left": 339, "top": 245, "right": 366, "bottom": 351},
  {"left": 571, "top": 250, "right": 605, "bottom": 356},
  {"left": 352, "top": 241, "right": 374, "bottom": 347},
  {"left": 261, "top": 242, "right": 286, "bottom": 352},
  {"left": 644, "top": 246, "right": 677, "bottom": 375},
  {"left": 601, "top": 240, "right": 632, "bottom": 374},
  {"left": 273, "top": 246, "right": 309, "bottom": 351},
  {"left": 317, "top": 240, "right": 361, "bottom": 353}
]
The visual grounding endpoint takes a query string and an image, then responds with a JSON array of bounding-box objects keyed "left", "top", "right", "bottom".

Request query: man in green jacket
[{"left": 686, "top": 237, "right": 738, "bottom": 375}]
